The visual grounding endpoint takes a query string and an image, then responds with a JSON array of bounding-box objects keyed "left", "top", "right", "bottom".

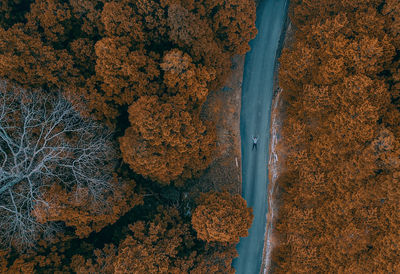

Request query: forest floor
[
  {"left": 194, "top": 55, "right": 244, "bottom": 195},
  {"left": 261, "top": 18, "right": 295, "bottom": 273}
]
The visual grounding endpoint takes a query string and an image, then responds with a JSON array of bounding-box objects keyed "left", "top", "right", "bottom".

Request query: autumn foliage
[
  {"left": 114, "top": 207, "right": 193, "bottom": 273},
  {"left": 34, "top": 175, "right": 143, "bottom": 238},
  {"left": 0, "top": 0, "right": 256, "bottom": 271},
  {"left": 273, "top": 0, "right": 400, "bottom": 272},
  {"left": 0, "top": 0, "right": 256, "bottom": 121},
  {"left": 192, "top": 192, "right": 253, "bottom": 243},
  {"left": 120, "top": 96, "right": 216, "bottom": 184},
  {"left": 112, "top": 206, "right": 239, "bottom": 273},
  {"left": 0, "top": 0, "right": 257, "bottom": 186}
]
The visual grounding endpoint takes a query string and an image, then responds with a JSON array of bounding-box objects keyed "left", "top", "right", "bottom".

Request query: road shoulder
[
  {"left": 261, "top": 17, "right": 294, "bottom": 273},
  {"left": 195, "top": 55, "right": 244, "bottom": 194}
]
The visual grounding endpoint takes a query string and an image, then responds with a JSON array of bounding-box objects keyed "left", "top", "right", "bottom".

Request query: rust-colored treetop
[
  {"left": 114, "top": 207, "right": 193, "bottom": 273},
  {"left": 119, "top": 95, "right": 216, "bottom": 184},
  {"left": 192, "top": 191, "right": 253, "bottom": 243},
  {"left": 273, "top": 0, "right": 400, "bottom": 272}
]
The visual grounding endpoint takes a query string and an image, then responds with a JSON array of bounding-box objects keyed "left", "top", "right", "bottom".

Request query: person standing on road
[{"left": 252, "top": 136, "right": 258, "bottom": 151}]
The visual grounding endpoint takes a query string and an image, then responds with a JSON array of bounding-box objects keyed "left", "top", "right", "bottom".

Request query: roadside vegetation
[
  {"left": 0, "top": 0, "right": 256, "bottom": 272},
  {"left": 273, "top": 0, "right": 400, "bottom": 272}
]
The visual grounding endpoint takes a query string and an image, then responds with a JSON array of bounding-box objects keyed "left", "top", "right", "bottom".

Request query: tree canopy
[
  {"left": 119, "top": 96, "right": 216, "bottom": 184},
  {"left": 0, "top": 0, "right": 256, "bottom": 271},
  {"left": 272, "top": 0, "right": 400, "bottom": 272},
  {"left": 192, "top": 191, "right": 253, "bottom": 243}
]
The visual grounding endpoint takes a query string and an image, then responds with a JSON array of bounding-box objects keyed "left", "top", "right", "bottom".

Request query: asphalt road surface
[{"left": 232, "top": 0, "right": 288, "bottom": 273}]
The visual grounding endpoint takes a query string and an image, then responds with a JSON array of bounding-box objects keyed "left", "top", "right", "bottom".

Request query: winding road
[{"left": 232, "top": 0, "right": 288, "bottom": 273}]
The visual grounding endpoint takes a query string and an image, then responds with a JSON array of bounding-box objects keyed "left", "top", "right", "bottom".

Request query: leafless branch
[{"left": 0, "top": 80, "right": 115, "bottom": 250}]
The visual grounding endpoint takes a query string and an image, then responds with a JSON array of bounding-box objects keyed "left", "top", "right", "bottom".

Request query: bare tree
[{"left": 0, "top": 80, "right": 115, "bottom": 249}]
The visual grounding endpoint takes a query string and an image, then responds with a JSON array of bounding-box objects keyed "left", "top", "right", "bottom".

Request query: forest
[
  {"left": 0, "top": 0, "right": 256, "bottom": 272},
  {"left": 272, "top": 0, "right": 400, "bottom": 272}
]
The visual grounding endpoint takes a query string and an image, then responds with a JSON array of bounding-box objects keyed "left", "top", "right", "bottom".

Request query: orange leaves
[
  {"left": 0, "top": 25, "right": 76, "bottom": 89},
  {"left": 101, "top": 2, "right": 144, "bottom": 39},
  {"left": 119, "top": 96, "right": 216, "bottom": 184},
  {"left": 167, "top": 4, "right": 210, "bottom": 50},
  {"left": 71, "top": 244, "right": 117, "bottom": 274},
  {"left": 114, "top": 207, "right": 193, "bottom": 273},
  {"left": 0, "top": 0, "right": 258, "bottom": 271},
  {"left": 26, "top": 0, "right": 72, "bottom": 43},
  {"left": 348, "top": 35, "right": 395, "bottom": 76},
  {"left": 161, "top": 49, "right": 215, "bottom": 104},
  {"left": 0, "top": 0, "right": 257, "bottom": 124},
  {"left": 211, "top": 0, "right": 257, "bottom": 54},
  {"left": 382, "top": 0, "right": 400, "bottom": 48},
  {"left": 274, "top": 0, "right": 400, "bottom": 272},
  {"left": 278, "top": 41, "right": 316, "bottom": 94},
  {"left": 95, "top": 38, "right": 160, "bottom": 101},
  {"left": 191, "top": 192, "right": 253, "bottom": 243},
  {"left": 33, "top": 175, "right": 142, "bottom": 238}
]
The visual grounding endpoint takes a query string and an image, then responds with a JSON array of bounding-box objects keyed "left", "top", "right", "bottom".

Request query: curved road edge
[{"left": 262, "top": 11, "right": 290, "bottom": 273}]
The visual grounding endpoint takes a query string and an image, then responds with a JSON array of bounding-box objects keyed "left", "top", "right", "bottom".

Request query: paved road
[{"left": 232, "top": 0, "right": 288, "bottom": 273}]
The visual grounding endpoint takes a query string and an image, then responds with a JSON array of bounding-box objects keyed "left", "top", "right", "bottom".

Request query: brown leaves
[
  {"left": 71, "top": 244, "right": 117, "bottom": 274},
  {"left": 33, "top": 175, "right": 143, "bottom": 238},
  {"left": 119, "top": 96, "right": 216, "bottom": 184},
  {"left": 0, "top": 0, "right": 258, "bottom": 272},
  {"left": 161, "top": 49, "right": 215, "bottom": 105},
  {"left": 94, "top": 37, "right": 160, "bottom": 103},
  {"left": 0, "top": 0, "right": 256, "bottom": 124},
  {"left": 26, "top": 0, "right": 72, "bottom": 43},
  {"left": 191, "top": 192, "right": 253, "bottom": 243},
  {"left": 0, "top": 25, "right": 76, "bottom": 89},
  {"left": 101, "top": 2, "right": 144, "bottom": 40},
  {"left": 273, "top": 0, "right": 400, "bottom": 272},
  {"left": 114, "top": 207, "right": 193, "bottom": 274},
  {"left": 211, "top": 0, "right": 257, "bottom": 54}
]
